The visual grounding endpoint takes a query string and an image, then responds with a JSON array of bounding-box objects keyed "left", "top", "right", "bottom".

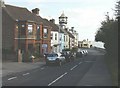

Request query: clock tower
[
  {"left": 59, "top": 12, "right": 68, "bottom": 30},
  {"left": 0, "top": 0, "right": 5, "bottom": 7}
]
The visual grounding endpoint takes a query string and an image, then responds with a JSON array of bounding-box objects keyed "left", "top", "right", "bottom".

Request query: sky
[{"left": 4, "top": 0, "right": 117, "bottom": 42}]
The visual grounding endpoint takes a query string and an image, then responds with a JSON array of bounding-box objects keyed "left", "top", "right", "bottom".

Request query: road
[{"left": 2, "top": 48, "right": 112, "bottom": 86}]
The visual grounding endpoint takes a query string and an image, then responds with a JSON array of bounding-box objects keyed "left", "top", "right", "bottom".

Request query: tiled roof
[
  {"left": 48, "top": 21, "right": 59, "bottom": 32},
  {"left": 67, "top": 31, "right": 75, "bottom": 38},
  {"left": 3, "top": 4, "right": 50, "bottom": 27},
  {"left": 61, "top": 28, "right": 68, "bottom": 35},
  {"left": 4, "top": 4, "right": 38, "bottom": 22}
]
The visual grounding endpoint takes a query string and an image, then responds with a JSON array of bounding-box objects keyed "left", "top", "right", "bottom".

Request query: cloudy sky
[{"left": 5, "top": 0, "right": 117, "bottom": 41}]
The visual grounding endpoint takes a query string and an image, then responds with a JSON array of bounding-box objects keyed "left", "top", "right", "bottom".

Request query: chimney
[
  {"left": 50, "top": 19, "right": 55, "bottom": 24},
  {"left": 32, "top": 8, "right": 39, "bottom": 16}
]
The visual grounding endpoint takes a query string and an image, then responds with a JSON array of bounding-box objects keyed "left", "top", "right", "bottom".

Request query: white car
[
  {"left": 45, "top": 53, "right": 66, "bottom": 66},
  {"left": 80, "top": 50, "right": 85, "bottom": 56},
  {"left": 82, "top": 50, "right": 88, "bottom": 56}
]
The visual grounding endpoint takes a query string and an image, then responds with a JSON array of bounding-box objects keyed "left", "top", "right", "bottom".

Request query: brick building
[{"left": 2, "top": 4, "right": 51, "bottom": 61}]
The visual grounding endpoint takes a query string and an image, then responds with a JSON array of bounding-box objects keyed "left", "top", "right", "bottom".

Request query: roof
[
  {"left": 3, "top": 4, "right": 51, "bottom": 27},
  {"left": 59, "top": 29, "right": 64, "bottom": 33},
  {"left": 49, "top": 21, "right": 59, "bottom": 32},
  {"left": 59, "top": 12, "right": 67, "bottom": 18},
  {"left": 67, "top": 31, "right": 75, "bottom": 38},
  {"left": 61, "top": 28, "right": 68, "bottom": 35},
  {"left": 3, "top": 4, "right": 38, "bottom": 22},
  {"left": 43, "top": 18, "right": 51, "bottom": 26}
]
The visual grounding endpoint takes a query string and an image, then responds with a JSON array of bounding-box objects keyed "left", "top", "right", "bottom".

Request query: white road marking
[
  {"left": 23, "top": 73, "right": 30, "bottom": 76},
  {"left": 85, "top": 61, "right": 96, "bottom": 63},
  {"left": 78, "top": 62, "right": 82, "bottom": 65},
  {"left": 8, "top": 77, "right": 17, "bottom": 81},
  {"left": 70, "top": 65, "right": 78, "bottom": 70},
  {"left": 41, "top": 67, "right": 45, "bottom": 70},
  {"left": 48, "top": 72, "right": 68, "bottom": 86}
]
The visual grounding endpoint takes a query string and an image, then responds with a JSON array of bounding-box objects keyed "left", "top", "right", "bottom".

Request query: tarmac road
[{"left": 2, "top": 48, "right": 113, "bottom": 86}]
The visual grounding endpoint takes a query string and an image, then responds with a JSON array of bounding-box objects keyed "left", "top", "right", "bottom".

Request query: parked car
[
  {"left": 45, "top": 53, "right": 66, "bottom": 66},
  {"left": 69, "top": 52, "right": 76, "bottom": 61},
  {"left": 61, "top": 51, "right": 75, "bottom": 62},
  {"left": 82, "top": 50, "right": 88, "bottom": 56}
]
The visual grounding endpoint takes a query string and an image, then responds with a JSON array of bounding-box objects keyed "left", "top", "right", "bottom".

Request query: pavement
[{"left": 2, "top": 61, "right": 45, "bottom": 77}]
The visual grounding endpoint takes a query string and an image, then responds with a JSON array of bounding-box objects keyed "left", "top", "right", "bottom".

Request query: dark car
[{"left": 62, "top": 51, "right": 75, "bottom": 62}]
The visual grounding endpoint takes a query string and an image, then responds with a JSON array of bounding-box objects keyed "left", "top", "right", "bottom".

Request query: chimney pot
[
  {"left": 50, "top": 19, "right": 55, "bottom": 24},
  {"left": 32, "top": 8, "right": 40, "bottom": 16}
]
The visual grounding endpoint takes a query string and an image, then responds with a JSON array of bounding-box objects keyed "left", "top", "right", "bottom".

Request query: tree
[
  {"left": 95, "top": 2, "right": 119, "bottom": 86},
  {"left": 95, "top": 1, "right": 119, "bottom": 56},
  {"left": 115, "top": 1, "right": 120, "bottom": 17},
  {"left": 95, "top": 14, "right": 118, "bottom": 55}
]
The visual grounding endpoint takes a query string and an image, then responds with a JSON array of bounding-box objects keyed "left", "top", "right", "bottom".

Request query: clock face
[
  {"left": 59, "top": 17, "right": 67, "bottom": 22},
  {"left": 63, "top": 26, "right": 65, "bottom": 29}
]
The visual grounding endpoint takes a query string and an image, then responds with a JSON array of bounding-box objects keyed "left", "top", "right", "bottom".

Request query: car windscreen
[{"left": 47, "top": 54, "right": 58, "bottom": 57}]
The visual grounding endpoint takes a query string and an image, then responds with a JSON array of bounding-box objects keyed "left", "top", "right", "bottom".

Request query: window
[
  {"left": 55, "top": 33, "right": 57, "bottom": 40},
  {"left": 59, "top": 36, "right": 62, "bottom": 41},
  {"left": 51, "top": 33, "right": 53, "bottom": 39},
  {"left": 43, "top": 28, "right": 48, "bottom": 38},
  {"left": 64, "top": 36, "right": 65, "bottom": 42},
  {"left": 66, "top": 36, "right": 67, "bottom": 41},
  {"left": 28, "top": 24, "right": 33, "bottom": 38},
  {"left": 36, "top": 25, "right": 40, "bottom": 40},
  {"left": 84, "top": 44, "right": 88, "bottom": 46},
  {"left": 22, "top": 25, "right": 25, "bottom": 27}
]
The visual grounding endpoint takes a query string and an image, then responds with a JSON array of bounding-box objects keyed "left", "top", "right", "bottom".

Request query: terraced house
[
  {"left": 49, "top": 19, "right": 64, "bottom": 53},
  {"left": 2, "top": 4, "right": 51, "bottom": 62},
  {"left": 2, "top": 1, "right": 79, "bottom": 62},
  {"left": 59, "top": 12, "right": 78, "bottom": 50}
]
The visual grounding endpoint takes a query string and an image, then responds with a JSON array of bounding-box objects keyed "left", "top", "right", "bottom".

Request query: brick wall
[{"left": 2, "top": 8, "right": 15, "bottom": 51}]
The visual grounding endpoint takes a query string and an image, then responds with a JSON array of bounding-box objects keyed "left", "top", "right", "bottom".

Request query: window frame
[
  {"left": 43, "top": 28, "right": 48, "bottom": 38},
  {"left": 55, "top": 33, "right": 57, "bottom": 40},
  {"left": 27, "top": 24, "right": 33, "bottom": 38}
]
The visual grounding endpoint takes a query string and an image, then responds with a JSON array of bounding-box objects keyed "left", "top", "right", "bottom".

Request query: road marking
[
  {"left": 84, "top": 61, "right": 96, "bottom": 63},
  {"left": 78, "top": 62, "right": 82, "bottom": 65},
  {"left": 41, "top": 67, "right": 45, "bottom": 70},
  {"left": 48, "top": 72, "right": 68, "bottom": 86},
  {"left": 23, "top": 73, "right": 30, "bottom": 76},
  {"left": 70, "top": 65, "right": 78, "bottom": 70},
  {"left": 8, "top": 77, "right": 17, "bottom": 81}
]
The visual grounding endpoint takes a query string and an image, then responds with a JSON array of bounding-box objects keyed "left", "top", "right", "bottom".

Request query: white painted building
[
  {"left": 78, "top": 39, "right": 92, "bottom": 48},
  {"left": 59, "top": 12, "right": 70, "bottom": 49},
  {"left": 50, "top": 19, "right": 64, "bottom": 53},
  {"left": 69, "top": 27, "right": 79, "bottom": 48},
  {"left": 49, "top": 19, "right": 59, "bottom": 53}
]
